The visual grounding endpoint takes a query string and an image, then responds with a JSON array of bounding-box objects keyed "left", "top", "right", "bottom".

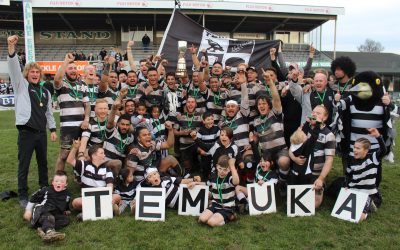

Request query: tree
[{"left": 357, "top": 39, "right": 384, "bottom": 53}]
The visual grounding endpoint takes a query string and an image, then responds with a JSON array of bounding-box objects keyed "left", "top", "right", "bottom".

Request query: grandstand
[{"left": 0, "top": 0, "right": 344, "bottom": 76}]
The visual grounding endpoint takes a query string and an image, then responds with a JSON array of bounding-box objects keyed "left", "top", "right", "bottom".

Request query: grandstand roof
[
  {"left": 323, "top": 51, "right": 400, "bottom": 74},
  {"left": 2, "top": 0, "right": 344, "bottom": 33}
]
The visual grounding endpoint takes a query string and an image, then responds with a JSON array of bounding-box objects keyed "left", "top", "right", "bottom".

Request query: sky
[{"left": 235, "top": 0, "right": 400, "bottom": 54}]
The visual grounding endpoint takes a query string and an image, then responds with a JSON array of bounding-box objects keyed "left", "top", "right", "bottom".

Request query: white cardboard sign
[
  {"left": 82, "top": 187, "right": 113, "bottom": 221},
  {"left": 287, "top": 185, "right": 315, "bottom": 217},
  {"left": 178, "top": 184, "right": 209, "bottom": 216},
  {"left": 247, "top": 183, "right": 277, "bottom": 215},
  {"left": 135, "top": 187, "right": 166, "bottom": 222},
  {"left": 331, "top": 188, "right": 369, "bottom": 223}
]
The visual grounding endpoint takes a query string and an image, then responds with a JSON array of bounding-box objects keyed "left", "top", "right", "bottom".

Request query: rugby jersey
[
  {"left": 138, "top": 176, "right": 182, "bottom": 208},
  {"left": 253, "top": 109, "right": 287, "bottom": 155},
  {"left": 81, "top": 117, "right": 108, "bottom": 147},
  {"left": 187, "top": 86, "right": 207, "bottom": 114},
  {"left": 142, "top": 83, "right": 165, "bottom": 109},
  {"left": 197, "top": 125, "right": 220, "bottom": 147},
  {"left": 208, "top": 173, "right": 236, "bottom": 208},
  {"left": 164, "top": 86, "right": 185, "bottom": 113},
  {"left": 203, "top": 88, "right": 228, "bottom": 124},
  {"left": 127, "top": 140, "right": 163, "bottom": 182},
  {"left": 337, "top": 96, "right": 385, "bottom": 155},
  {"left": 82, "top": 84, "right": 116, "bottom": 118},
  {"left": 254, "top": 165, "right": 278, "bottom": 184},
  {"left": 219, "top": 112, "right": 250, "bottom": 150},
  {"left": 346, "top": 136, "right": 386, "bottom": 195},
  {"left": 115, "top": 181, "right": 138, "bottom": 201},
  {"left": 307, "top": 126, "right": 336, "bottom": 175},
  {"left": 174, "top": 112, "right": 203, "bottom": 150},
  {"left": 103, "top": 127, "right": 134, "bottom": 162},
  {"left": 121, "top": 82, "right": 144, "bottom": 103},
  {"left": 74, "top": 160, "right": 114, "bottom": 188},
  {"left": 150, "top": 112, "right": 168, "bottom": 140},
  {"left": 197, "top": 140, "right": 242, "bottom": 172},
  {"left": 55, "top": 79, "right": 88, "bottom": 127}
]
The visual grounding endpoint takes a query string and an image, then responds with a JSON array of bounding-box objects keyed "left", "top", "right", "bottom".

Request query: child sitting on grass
[
  {"left": 114, "top": 168, "right": 138, "bottom": 215},
  {"left": 23, "top": 170, "right": 70, "bottom": 243},
  {"left": 199, "top": 155, "right": 240, "bottom": 227},
  {"left": 66, "top": 141, "right": 121, "bottom": 218},
  {"left": 235, "top": 151, "right": 278, "bottom": 214},
  {"left": 346, "top": 128, "right": 386, "bottom": 221}
]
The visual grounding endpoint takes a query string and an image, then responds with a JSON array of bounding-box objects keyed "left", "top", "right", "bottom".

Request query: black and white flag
[{"left": 158, "top": 9, "right": 280, "bottom": 73}]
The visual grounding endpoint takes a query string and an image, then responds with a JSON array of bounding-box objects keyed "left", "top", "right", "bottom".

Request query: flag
[{"left": 158, "top": 9, "right": 280, "bottom": 74}]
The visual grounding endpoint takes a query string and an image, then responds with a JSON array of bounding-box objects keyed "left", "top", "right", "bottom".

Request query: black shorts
[
  {"left": 207, "top": 202, "right": 234, "bottom": 223},
  {"left": 60, "top": 127, "right": 82, "bottom": 149},
  {"left": 288, "top": 173, "right": 324, "bottom": 195},
  {"left": 180, "top": 144, "right": 198, "bottom": 163}
]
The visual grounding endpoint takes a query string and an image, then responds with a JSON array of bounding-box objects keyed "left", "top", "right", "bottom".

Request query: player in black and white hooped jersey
[
  {"left": 53, "top": 53, "right": 90, "bottom": 172},
  {"left": 127, "top": 121, "right": 181, "bottom": 182},
  {"left": 199, "top": 155, "right": 240, "bottom": 227},
  {"left": 102, "top": 89, "right": 134, "bottom": 176}
]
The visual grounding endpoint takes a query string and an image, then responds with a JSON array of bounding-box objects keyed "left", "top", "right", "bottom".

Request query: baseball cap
[{"left": 246, "top": 66, "right": 257, "bottom": 72}]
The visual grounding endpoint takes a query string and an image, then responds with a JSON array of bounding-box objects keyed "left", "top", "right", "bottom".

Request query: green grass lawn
[{"left": 0, "top": 110, "right": 399, "bottom": 249}]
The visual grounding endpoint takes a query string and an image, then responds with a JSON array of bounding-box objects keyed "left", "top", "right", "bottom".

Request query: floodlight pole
[{"left": 333, "top": 18, "right": 337, "bottom": 59}]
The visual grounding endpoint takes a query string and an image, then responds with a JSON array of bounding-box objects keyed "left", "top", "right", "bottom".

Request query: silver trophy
[{"left": 176, "top": 41, "right": 187, "bottom": 78}]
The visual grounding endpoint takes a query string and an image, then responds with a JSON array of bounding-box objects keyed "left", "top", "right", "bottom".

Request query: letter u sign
[{"left": 247, "top": 183, "right": 277, "bottom": 215}]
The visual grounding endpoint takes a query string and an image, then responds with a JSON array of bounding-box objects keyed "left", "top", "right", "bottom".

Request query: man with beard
[
  {"left": 220, "top": 71, "right": 254, "bottom": 182},
  {"left": 103, "top": 88, "right": 134, "bottom": 176},
  {"left": 187, "top": 70, "right": 207, "bottom": 114},
  {"left": 7, "top": 35, "right": 57, "bottom": 207},
  {"left": 174, "top": 96, "right": 203, "bottom": 176},
  {"left": 54, "top": 53, "right": 90, "bottom": 171},
  {"left": 120, "top": 70, "right": 144, "bottom": 103},
  {"left": 203, "top": 76, "right": 228, "bottom": 124},
  {"left": 164, "top": 72, "right": 185, "bottom": 115}
]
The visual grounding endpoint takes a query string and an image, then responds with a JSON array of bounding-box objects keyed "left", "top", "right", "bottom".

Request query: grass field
[{"left": 0, "top": 110, "right": 399, "bottom": 249}]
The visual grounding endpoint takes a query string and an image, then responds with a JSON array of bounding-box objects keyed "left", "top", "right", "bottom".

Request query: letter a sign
[
  {"left": 247, "top": 183, "right": 276, "bottom": 215},
  {"left": 331, "top": 188, "right": 369, "bottom": 223},
  {"left": 287, "top": 185, "right": 315, "bottom": 217}
]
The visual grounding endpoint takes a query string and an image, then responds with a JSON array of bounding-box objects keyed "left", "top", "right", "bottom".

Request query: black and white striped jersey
[
  {"left": 253, "top": 109, "right": 287, "bottom": 155},
  {"left": 74, "top": 160, "right": 114, "bottom": 188},
  {"left": 127, "top": 140, "right": 163, "bottom": 182},
  {"left": 219, "top": 112, "right": 250, "bottom": 150},
  {"left": 55, "top": 79, "right": 88, "bottom": 127},
  {"left": 208, "top": 173, "right": 236, "bottom": 208},
  {"left": 81, "top": 117, "right": 108, "bottom": 147},
  {"left": 103, "top": 127, "right": 134, "bottom": 162}
]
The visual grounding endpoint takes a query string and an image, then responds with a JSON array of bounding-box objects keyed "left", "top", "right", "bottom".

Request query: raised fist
[
  {"left": 64, "top": 53, "right": 75, "bottom": 63},
  {"left": 7, "top": 35, "right": 18, "bottom": 46}
]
